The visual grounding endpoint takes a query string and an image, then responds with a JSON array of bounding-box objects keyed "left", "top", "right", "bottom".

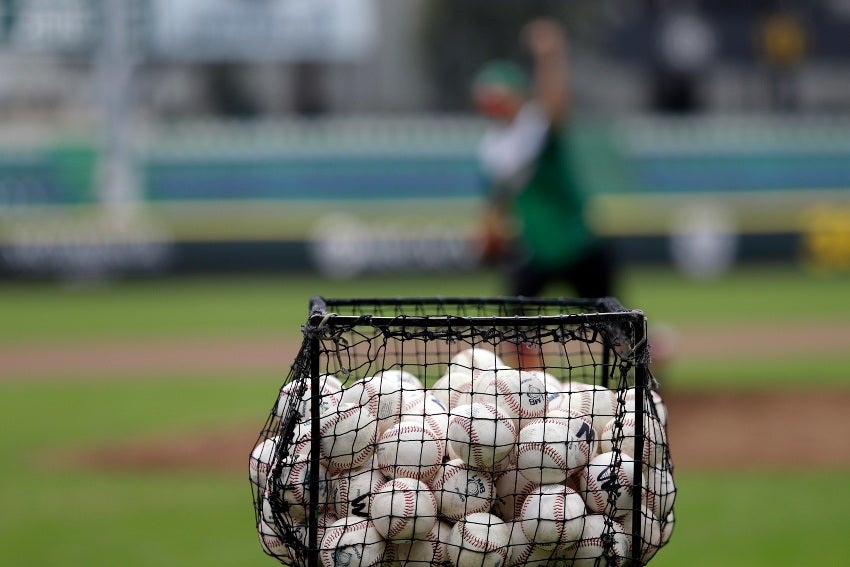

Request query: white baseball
[
  {"left": 431, "top": 458, "right": 495, "bottom": 521},
  {"left": 449, "top": 369, "right": 495, "bottom": 411},
  {"left": 271, "top": 449, "right": 329, "bottom": 522},
  {"left": 391, "top": 520, "right": 450, "bottom": 567},
  {"left": 515, "top": 411, "right": 595, "bottom": 485},
  {"left": 568, "top": 386, "right": 618, "bottom": 435},
  {"left": 519, "top": 484, "right": 587, "bottom": 550},
  {"left": 506, "top": 520, "right": 553, "bottom": 567},
  {"left": 562, "top": 379, "right": 594, "bottom": 394},
  {"left": 569, "top": 514, "right": 630, "bottom": 566},
  {"left": 429, "top": 369, "right": 472, "bottom": 410},
  {"left": 250, "top": 436, "right": 278, "bottom": 489},
  {"left": 598, "top": 414, "right": 667, "bottom": 468},
  {"left": 340, "top": 376, "right": 404, "bottom": 434},
  {"left": 399, "top": 393, "right": 450, "bottom": 439},
  {"left": 620, "top": 504, "right": 663, "bottom": 562},
  {"left": 378, "top": 368, "right": 424, "bottom": 392},
  {"left": 473, "top": 369, "right": 550, "bottom": 424},
  {"left": 447, "top": 402, "right": 518, "bottom": 470},
  {"left": 623, "top": 388, "right": 668, "bottom": 426},
  {"left": 319, "top": 403, "right": 378, "bottom": 475},
  {"left": 275, "top": 379, "right": 343, "bottom": 422},
  {"left": 363, "top": 372, "right": 410, "bottom": 434},
  {"left": 524, "top": 369, "right": 564, "bottom": 397},
  {"left": 370, "top": 478, "right": 437, "bottom": 541},
  {"left": 330, "top": 465, "right": 387, "bottom": 519},
  {"left": 272, "top": 517, "right": 334, "bottom": 564},
  {"left": 376, "top": 422, "right": 444, "bottom": 483},
  {"left": 448, "top": 512, "right": 511, "bottom": 567},
  {"left": 580, "top": 452, "right": 643, "bottom": 516},
  {"left": 661, "top": 510, "right": 675, "bottom": 546},
  {"left": 322, "top": 373, "right": 344, "bottom": 392},
  {"left": 644, "top": 466, "right": 676, "bottom": 520},
  {"left": 258, "top": 518, "right": 290, "bottom": 560},
  {"left": 319, "top": 516, "right": 385, "bottom": 567},
  {"left": 449, "top": 346, "right": 508, "bottom": 373},
  {"left": 491, "top": 466, "right": 538, "bottom": 521},
  {"left": 339, "top": 378, "right": 375, "bottom": 410},
  {"left": 366, "top": 369, "right": 424, "bottom": 434},
  {"left": 546, "top": 392, "right": 572, "bottom": 413}
]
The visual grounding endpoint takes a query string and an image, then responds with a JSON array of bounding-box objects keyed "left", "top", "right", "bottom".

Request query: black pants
[{"left": 507, "top": 242, "right": 617, "bottom": 300}]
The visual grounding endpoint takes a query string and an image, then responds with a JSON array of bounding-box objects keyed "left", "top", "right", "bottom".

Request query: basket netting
[{"left": 250, "top": 297, "right": 675, "bottom": 567}]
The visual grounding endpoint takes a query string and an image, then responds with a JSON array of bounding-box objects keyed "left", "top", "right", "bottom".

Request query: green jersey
[{"left": 479, "top": 103, "right": 594, "bottom": 269}]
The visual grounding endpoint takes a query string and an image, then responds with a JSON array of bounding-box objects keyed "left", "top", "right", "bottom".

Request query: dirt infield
[{"left": 3, "top": 322, "right": 849, "bottom": 380}]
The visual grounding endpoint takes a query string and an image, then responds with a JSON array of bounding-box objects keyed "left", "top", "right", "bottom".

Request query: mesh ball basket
[{"left": 250, "top": 296, "right": 675, "bottom": 567}]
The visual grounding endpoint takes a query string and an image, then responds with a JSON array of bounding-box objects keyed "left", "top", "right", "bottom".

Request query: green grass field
[{"left": 1, "top": 266, "right": 848, "bottom": 566}]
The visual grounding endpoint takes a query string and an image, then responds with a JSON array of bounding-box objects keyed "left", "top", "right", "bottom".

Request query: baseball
[
  {"left": 579, "top": 452, "right": 643, "bottom": 516},
  {"left": 507, "top": 520, "right": 553, "bottom": 567},
  {"left": 519, "top": 484, "right": 587, "bottom": 550},
  {"left": 447, "top": 512, "right": 511, "bottom": 567},
  {"left": 568, "top": 386, "right": 618, "bottom": 435},
  {"left": 619, "top": 504, "right": 663, "bottom": 562},
  {"left": 491, "top": 465, "right": 538, "bottom": 521},
  {"left": 623, "top": 387, "right": 668, "bottom": 427},
  {"left": 562, "top": 379, "right": 593, "bottom": 394},
  {"left": 275, "top": 379, "right": 342, "bottom": 423},
  {"left": 516, "top": 411, "right": 595, "bottom": 485},
  {"left": 372, "top": 370, "right": 420, "bottom": 432},
  {"left": 250, "top": 436, "right": 278, "bottom": 489},
  {"left": 377, "top": 368, "right": 424, "bottom": 393},
  {"left": 449, "top": 346, "right": 508, "bottom": 373},
  {"left": 473, "top": 369, "right": 549, "bottom": 424},
  {"left": 598, "top": 414, "right": 667, "bottom": 468},
  {"left": 273, "top": 517, "right": 334, "bottom": 564},
  {"left": 319, "top": 403, "right": 378, "bottom": 475},
  {"left": 370, "top": 477, "right": 437, "bottom": 541},
  {"left": 329, "top": 465, "right": 387, "bottom": 519},
  {"left": 429, "top": 368, "right": 473, "bottom": 410},
  {"left": 376, "top": 422, "right": 444, "bottom": 483},
  {"left": 391, "top": 520, "right": 450, "bottom": 567},
  {"left": 568, "top": 513, "right": 629, "bottom": 566},
  {"left": 257, "top": 518, "right": 290, "bottom": 560},
  {"left": 644, "top": 466, "right": 676, "bottom": 520},
  {"left": 449, "top": 369, "right": 495, "bottom": 411},
  {"left": 341, "top": 373, "right": 408, "bottom": 435},
  {"left": 431, "top": 458, "right": 495, "bottom": 521},
  {"left": 447, "top": 402, "right": 518, "bottom": 470},
  {"left": 319, "top": 516, "right": 385, "bottom": 567},
  {"left": 661, "top": 510, "right": 675, "bottom": 546},
  {"left": 271, "top": 449, "right": 329, "bottom": 522},
  {"left": 399, "top": 393, "right": 450, "bottom": 439}
]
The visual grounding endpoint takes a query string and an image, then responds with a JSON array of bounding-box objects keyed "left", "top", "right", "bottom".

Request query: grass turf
[
  {"left": 1, "top": 267, "right": 848, "bottom": 566},
  {"left": 0, "top": 267, "right": 848, "bottom": 343}
]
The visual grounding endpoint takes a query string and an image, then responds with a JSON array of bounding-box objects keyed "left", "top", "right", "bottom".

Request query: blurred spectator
[
  {"left": 756, "top": 7, "right": 808, "bottom": 110},
  {"left": 649, "top": 1, "right": 717, "bottom": 113},
  {"left": 473, "top": 19, "right": 617, "bottom": 302}
]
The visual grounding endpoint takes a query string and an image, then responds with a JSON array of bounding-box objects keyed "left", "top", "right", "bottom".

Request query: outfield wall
[{"left": 1, "top": 114, "right": 849, "bottom": 277}]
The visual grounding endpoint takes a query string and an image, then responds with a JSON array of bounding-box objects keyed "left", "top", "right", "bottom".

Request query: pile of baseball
[{"left": 250, "top": 347, "right": 676, "bottom": 567}]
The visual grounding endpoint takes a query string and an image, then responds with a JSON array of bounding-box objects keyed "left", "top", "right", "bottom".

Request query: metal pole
[
  {"left": 308, "top": 334, "right": 322, "bottom": 567},
  {"left": 95, "top": 0, "right": 138, "bottom": 224},
  {"left": 631, "top": 316, "right": 648, "bottom": 565}
]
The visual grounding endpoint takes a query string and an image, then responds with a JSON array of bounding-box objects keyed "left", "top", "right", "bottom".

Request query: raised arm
[{"left": 523, "top": 19, "right": 571, "bottom": 126}]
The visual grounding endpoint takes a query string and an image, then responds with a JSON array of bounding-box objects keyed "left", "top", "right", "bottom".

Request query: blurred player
[{"left": 473, "top": 19, "right": 617, "bottom": 303}]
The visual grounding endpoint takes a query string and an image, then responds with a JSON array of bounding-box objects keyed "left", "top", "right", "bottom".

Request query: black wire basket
[{"left": 250, "top": 296, "right": 675, "bottom": 567}]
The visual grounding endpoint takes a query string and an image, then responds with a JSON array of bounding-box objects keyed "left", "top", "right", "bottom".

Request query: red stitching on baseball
[
  {"left": 459, "top": 520, "right": 501, "bottom": 551},
  {"left": 496, "top": 380, "right": 523, "bottom": 417},
  {"left": 387, "top": 488, "right": 417, "bottom": 539},
  {"left": 517, "top": 441, "right": 568, "bottom": 471}
]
